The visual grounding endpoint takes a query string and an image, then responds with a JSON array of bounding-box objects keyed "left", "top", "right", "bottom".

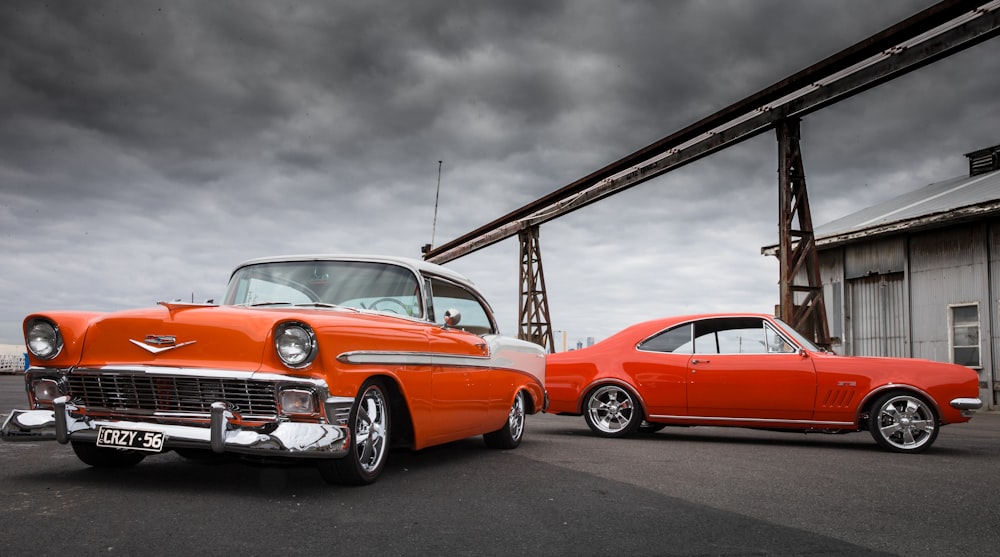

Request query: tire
[
  {"left": 484, "top": 390, "right": 526, "bottom": 449},
  {"left": 318, "top": 380, "right": 391, "bottom": 486},
  {"left": 868, "top": 392, "right": 939, "bottom": 453},
  {"left": 583, "top": 384, "right": 643, "bottom": 438},
  {"left": 71, "top": 442, "right": 146, "bottom": 468},
  {"left": 638, "top": 421, "right": 667, "bottom": 434}
]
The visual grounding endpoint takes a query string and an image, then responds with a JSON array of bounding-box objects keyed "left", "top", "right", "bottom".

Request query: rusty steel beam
[
  {"left": 777, "top": 119, "right": 831, "bottom": 348},
  {"left": 517, "top": 225, "right": 555, "bottom": 351},
  {"left": 423, "top": 0, "right": 1000, "bottom": 265}
]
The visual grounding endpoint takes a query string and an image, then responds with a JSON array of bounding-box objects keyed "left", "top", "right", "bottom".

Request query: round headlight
[
  {"left": 274, "top": 322, "right": 317, "bottom": 368},
  {"left": 26, "top": 319, "right": 63, "bottom": 360}
]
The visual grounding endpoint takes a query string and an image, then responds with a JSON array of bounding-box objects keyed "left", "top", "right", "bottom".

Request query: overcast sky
[{"left": 1, "top": 1, "right": 998, "bottom": 348}]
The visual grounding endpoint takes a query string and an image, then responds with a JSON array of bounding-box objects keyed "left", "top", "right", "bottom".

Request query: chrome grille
[{"left": 67, "top": 372, "right": 279, "bottom": 419}]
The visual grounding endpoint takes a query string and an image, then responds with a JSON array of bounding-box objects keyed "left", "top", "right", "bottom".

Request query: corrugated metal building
[{"left": 807, "top": 144, "right": 1000, "bottom": 410}]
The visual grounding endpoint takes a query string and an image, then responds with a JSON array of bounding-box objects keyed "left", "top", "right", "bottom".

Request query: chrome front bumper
[
  {"left": 2, "top": 396, "right": 352, "bottom": 459},
  {"left": 950, "top": 397, "right": 983, "bottom": 418}
]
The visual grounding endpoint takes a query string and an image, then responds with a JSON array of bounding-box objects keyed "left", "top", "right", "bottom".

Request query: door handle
[{"left": 691, "top": 359, "right": 711, "bottom": 364}]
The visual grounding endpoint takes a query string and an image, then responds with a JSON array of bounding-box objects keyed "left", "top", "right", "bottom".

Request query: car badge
[{"left": 130, "top": 335, "right": 197, "bottom": 354}]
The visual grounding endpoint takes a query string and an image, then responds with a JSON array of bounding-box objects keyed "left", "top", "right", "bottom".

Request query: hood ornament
[{"left": 130, "top": 335, "right": 197, "bottom": 354}]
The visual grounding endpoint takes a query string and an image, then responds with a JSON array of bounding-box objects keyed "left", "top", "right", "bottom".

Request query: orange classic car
[
  {"left": 1, "top": 255, "right": 546, "bottom": 484},
  {"left": 545, "top": 313, "right": 982, "bottom": 453}
]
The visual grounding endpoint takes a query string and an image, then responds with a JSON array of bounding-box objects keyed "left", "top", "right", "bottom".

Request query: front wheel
[
  {"left": 484, "top": 390, "right": 526, "bottom": 449},
  {"left": 583, "top": 384, "right": 643, "bottom": 438},
  {"left": 318, "top": 380, "right": 391, "bottom": 485},
  {"left": 71, "top": 442, "right": 146, "bottom": 468},
  {"left": 638, "top": 421, "right": 667, "bottom": 434},
  {"left": 868, "top": 393, "right": 938, "bottom": 453}
]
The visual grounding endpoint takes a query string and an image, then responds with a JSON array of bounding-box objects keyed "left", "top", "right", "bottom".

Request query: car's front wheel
[
  {"left": 867, "top": 392, "right": 939, "bottom": 453},
  {"left": 318, "top": 379, "right": 391, "bottom": 486},
  {"left": 71, "top": 441, "right": 146, "bottom": 467},
  {"left": 584, "top": 384, "right": 642, "bottom": 438},
  {"left": 484, "top": 390, "right": 526, "bottom": 449}
]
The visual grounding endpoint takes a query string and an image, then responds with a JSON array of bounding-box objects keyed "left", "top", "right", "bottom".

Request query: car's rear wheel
[
  {"left": 318, "top": 379, "right": 391, "bottom": 486},
  {"left": 868, "top": 392, "right": 939, "bottom": 453},
  {"left": 484, "top": 390, "right": 526, "bottom": 449},
  {"left": 584, "top": 384, "right": 643, "bottom": 438},
  {"left": 71, "top": 441, "right": 146, "bottom": 468}
]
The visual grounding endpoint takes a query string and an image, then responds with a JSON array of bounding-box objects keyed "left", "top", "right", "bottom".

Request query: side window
[
  {"left": 639, "top": 324, "right": 693, "bottom": 353},
  {"left": 692, "top": 317, "right": 790, "bottom": 354},
  {"left": 950, "top": 304, "right": 981, "bottom": 367},
  {"left": 427, "top": 277, "right": 496, "bottom": 335}
]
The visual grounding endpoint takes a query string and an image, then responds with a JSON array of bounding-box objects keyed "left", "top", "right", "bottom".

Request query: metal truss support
[
  {"left": 776, "top": 118, "right": 831, "bottom": 348},
  {"left": 517, "top": 225, "right": 555, "bottom": 352}
]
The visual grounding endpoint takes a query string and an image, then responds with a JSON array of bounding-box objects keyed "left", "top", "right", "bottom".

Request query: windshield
[{"left": 223, "top": 260, "right": 423, "bottom": 318}]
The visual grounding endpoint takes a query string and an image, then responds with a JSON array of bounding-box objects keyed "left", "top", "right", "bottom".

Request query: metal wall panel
[
  {"left": 909, "top": 224, "right": 989, "bottom": 365},
  {"left": 847, "top": 273, "right": 907, "bottom": 357},
  {"left": 845, "top": 237, "right": 906, "bottom": 279},
  {"left": 989, "top": 219, "right": 1000, "bottom": 407},
  {"left": 819, "top": 248, "right": 845, "bottom": 351}
]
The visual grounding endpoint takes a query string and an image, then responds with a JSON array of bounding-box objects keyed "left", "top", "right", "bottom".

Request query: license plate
[{"left": 96, "top": 427, "right": 165, "bottom": 452}]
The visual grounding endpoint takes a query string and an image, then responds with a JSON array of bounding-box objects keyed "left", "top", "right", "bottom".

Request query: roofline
[
  {"left": 230, "top": 254, "right": 475, "bottom": 286},
  {"left": 761, "top": 199, "right": 1000, "bottom": 256}
]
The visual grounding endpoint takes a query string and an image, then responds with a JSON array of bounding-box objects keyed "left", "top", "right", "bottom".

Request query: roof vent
[{"left": 965, "top": 144, "right": 1000, "bottom": 176}]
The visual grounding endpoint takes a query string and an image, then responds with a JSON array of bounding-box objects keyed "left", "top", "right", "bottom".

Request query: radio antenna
[{"left": 431, "top": 160, "right": 442, "bottom": 248}]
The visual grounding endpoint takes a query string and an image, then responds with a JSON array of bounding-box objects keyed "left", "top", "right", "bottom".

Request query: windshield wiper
[{"left": 247, "top": 301, "right": 293, "bottom": 307}]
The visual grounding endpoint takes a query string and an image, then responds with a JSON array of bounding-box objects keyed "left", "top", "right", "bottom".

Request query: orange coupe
[
  {"left": 2, "top": 255, "right": 546, "bottom": 484},
  {"left": 545, "top": 313, "right": 981, "bottom": 453}
]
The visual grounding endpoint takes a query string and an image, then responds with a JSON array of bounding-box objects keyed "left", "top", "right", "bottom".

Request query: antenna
[{"left": 423, "top": 160, "right": 443, "bottom": 255}]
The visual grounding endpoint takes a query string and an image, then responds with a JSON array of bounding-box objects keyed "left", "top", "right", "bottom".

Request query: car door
[
  {"left": 626, "top": 322, "right": 694, "bottom": 417},
  {"left": 685, "top": 317, "right": 817, "bottom": 421},
  {"left": 425, "top": 276, "right": 493, "bottom": 442}
]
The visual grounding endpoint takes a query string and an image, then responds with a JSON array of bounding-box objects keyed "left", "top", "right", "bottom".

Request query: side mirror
[{"left": 443, "top": 309, "right": 462, "bottom": 328}]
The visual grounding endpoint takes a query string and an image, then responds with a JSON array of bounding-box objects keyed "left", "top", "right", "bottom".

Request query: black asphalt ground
[{"left": 1, "top": 374, "right": 997, "bottom": 556}]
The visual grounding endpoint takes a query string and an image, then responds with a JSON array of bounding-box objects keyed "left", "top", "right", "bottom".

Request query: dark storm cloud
[{"left": 1, "top": 0, "right": 996, "bottom": 345}]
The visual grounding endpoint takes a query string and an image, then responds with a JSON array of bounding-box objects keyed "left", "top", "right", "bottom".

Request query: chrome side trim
[
  {"left": 337, "top": 350, "right": 490, "bottom": 368},
  {"left": 647, "top": 414, "right": 854, "bottom": 427}
]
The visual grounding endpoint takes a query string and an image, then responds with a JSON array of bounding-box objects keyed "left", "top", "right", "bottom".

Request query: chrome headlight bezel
[
  {"left": 30, "top": 377, "right": 67, "bottom": 407},
  {"left": 25, "top": 318, "right": 63, "bottom": 360},
  {"left": 274, "top": 322, "right": 317, "bottom": 369},
  {"left": 278, "top": 387, "right": 319, "bottom": 417}
]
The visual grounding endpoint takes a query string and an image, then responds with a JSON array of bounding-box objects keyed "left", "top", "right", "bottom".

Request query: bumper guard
[{"left": 2, "top": 396, "right": 354, "bottom": 459}]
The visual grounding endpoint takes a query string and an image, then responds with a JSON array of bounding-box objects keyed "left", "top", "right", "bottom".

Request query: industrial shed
[{"left": 808, "top": 144, "right": 1000, "bottom": 410}]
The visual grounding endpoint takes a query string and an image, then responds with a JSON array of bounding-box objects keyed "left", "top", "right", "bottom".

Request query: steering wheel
[{"left": 368, "top": 297, "right": 409, "bottom": 315}]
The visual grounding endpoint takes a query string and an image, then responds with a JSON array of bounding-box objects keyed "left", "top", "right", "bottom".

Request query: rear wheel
[
  {"left": 71, "top": 442, "right": 146, "bottom": 468},
  {"left": 318, "top": 380, "right": 391, "bottom": 486},
  {"left": 583, "top": 384, "right": 643, "bottom": 438},
  {"left": 868, "top": 393, "right": 938, "bottom": 453},
  {"left": 484, "top": 390, "right": 526, "bottom": 449}
]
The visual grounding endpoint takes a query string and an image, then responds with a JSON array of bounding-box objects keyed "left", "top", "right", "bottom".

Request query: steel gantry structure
[{"left": 422, "top": 0, "right": 1000, "bottom": 352}]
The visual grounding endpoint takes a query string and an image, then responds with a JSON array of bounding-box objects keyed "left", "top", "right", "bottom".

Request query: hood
[{"left": 51, "top": 302, "right": 426, "bottom": 371}]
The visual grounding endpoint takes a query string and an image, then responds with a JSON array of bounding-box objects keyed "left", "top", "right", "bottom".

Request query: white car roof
[{"left": 231, "top": 254, "right": 477, "bottom": 288}]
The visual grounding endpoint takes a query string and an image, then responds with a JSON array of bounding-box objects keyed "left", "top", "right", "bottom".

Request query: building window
[{"left": 950, "top": 304, "right": 980, "bottom": 368}]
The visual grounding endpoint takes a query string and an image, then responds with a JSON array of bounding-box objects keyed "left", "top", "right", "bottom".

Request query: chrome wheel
[
  {"left": 318, "top": 380, "right": 391, "bottom": 485},
  {"left": 868, "top": 393, "right": 938, "bottom": 453},
  {"left": 584, "top": 384, "right": 642, "bottom": 438},
  {"left": 354, "top": 384, "right": 389, "bottom": 474},
  {"left": 484, "top": 390, "right": 526, "bottom": 449}
]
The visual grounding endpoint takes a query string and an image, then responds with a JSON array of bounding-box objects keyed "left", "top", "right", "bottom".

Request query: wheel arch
[
  {"left": 359, "top": 373, "right": 415, "bottom": 450},
  {"left": 577, "top": 378, "right": 647, "bottom": 418},
  {"left": 857, "top": 384, "right": 942, "bottom": 428}
]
